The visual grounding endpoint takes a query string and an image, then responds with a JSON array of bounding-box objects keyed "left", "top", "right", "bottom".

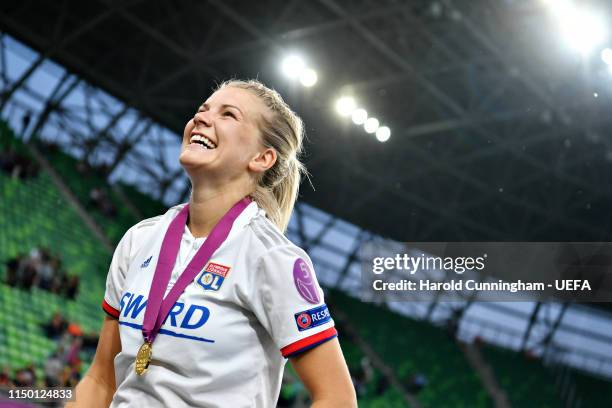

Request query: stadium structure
[{"left": 0, "top": 1, "right": 611, "bottom": 406}]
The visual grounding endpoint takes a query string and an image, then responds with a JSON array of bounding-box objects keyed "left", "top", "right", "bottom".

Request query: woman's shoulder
[
  {"left": 122, "top": 203, "right": 187, "bottom": 245},
  {"left": 247, "top": 212, "right": 302, "bottom": 255}
]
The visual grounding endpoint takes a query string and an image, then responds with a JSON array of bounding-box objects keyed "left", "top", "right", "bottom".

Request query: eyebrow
[{"left": 199, "top": 102, "right": 244, "bottom": 116}]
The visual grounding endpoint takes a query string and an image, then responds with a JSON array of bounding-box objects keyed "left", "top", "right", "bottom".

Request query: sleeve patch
[
  {"left": 293, "top": 258, "right": 320, "bottom": 304},
  {"left": 294, "top": 304, "right": 331, "bottom": 331}
]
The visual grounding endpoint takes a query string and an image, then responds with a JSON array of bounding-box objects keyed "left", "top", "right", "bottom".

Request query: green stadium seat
[
  {"left": 329, "top": 289, "right": 492, "bottom": 407},
  {"left": 0, "top": 124, "right": 113, "bottom": 374}
]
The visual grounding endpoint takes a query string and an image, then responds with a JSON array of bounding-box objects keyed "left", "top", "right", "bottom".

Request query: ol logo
[{"left": 197, "top": 262, "right": 231, "bottom": 291}]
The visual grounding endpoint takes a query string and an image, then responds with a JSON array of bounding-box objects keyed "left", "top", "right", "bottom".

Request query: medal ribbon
[{"left": 141, "top": 197, "right": 252, "bottom": 344}]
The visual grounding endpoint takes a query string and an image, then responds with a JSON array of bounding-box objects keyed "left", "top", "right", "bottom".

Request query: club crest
[{"left": 197, "top": 262, "right": 231, "bottom": 291}]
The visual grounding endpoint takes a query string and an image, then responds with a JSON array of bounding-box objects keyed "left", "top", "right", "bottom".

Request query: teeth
[{"left": 189, "top": 134, "right": 217, "bottom": 148}]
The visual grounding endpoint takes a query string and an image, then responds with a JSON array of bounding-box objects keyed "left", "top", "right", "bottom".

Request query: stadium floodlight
[
  {"left": 602, "top": 48, "right": 612, "bottom": 65},
  {"left": 376, "top": 126, "right": 391, "bottom": 142},
  {"left": 351, "top": 109, "right": 368, "bottom": 125},
  {"left": 299, "top": 68, "right": 318, "bottom": 87},
  {"left": 335, "top": 97, "right": 357, "bottom": 116},
  {"left": 552, "top": 4, "right": 607, "bottom": 54},
  {"left": 364, "top": 117, "right": 379, "bottom": 133},
  {"left": 281, "top": 55, "right": 305, "bottom": 78}
]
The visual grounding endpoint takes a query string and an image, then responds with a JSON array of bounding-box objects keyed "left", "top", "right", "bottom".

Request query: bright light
[
  {"left": 351, "top": 109, "right": 368, "bottom": 125},
  {"left": 376, "top": 126, "right": 391, "bottom": 142},
  {"left": 281, "top": 55, "right": 305, "bottom": 78},
  {"left": 364, "top": 117, "right": 379, "bottom": 133},
  {"left": 602, "top": 48, "right": 612, "bottom": 65},
  {"left": 548, "top": 0, "right": 578, "bottom": 21},
  {"left": 335, "top": 97, "right": 356, "bottom": 116},
  {"left": 552, "top": 4, "right": 607, "bottom": 54},
  {"left": 299, "top": 68, "right": 318, "bottom": 87},
  {"left": 541, "top": 0, "right": 569, "bottom": 6}
]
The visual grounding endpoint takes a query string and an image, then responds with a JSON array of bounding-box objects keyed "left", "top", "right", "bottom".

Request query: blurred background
[{"left": 0, "top": 0, "right": 612, "bottom": 406}]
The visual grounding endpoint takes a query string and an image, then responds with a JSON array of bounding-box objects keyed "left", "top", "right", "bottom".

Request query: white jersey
[{"left": 102, "top": 201, "right": 337, "bottom": 408}]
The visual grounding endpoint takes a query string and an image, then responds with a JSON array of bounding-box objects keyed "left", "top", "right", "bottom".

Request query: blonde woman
[{"left": 69, "top": 80, "right": 356, "bottom": 407}]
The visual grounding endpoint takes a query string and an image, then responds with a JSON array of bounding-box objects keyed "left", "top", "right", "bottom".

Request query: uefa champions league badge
[
  {"left": 197, "top": 262, "right": 231, "bottom": 291},
  {"left": 293, "top": 258, "right": 320, "bottom": 304}
]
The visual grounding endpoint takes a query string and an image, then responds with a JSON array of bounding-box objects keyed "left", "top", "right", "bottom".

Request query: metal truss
[
  {"left": 3, "top": 0, "right": 611, "bottom": 241},
  {"left": 0, "top": 33, "right": 188, "bottom": 204},
  {"left": 308, "top": 0, "right": 611, "bottom": 240}
]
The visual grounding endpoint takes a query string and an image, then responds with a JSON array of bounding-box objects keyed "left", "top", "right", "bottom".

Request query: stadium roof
[{"left": 2, "top": 0, "right": 612, "bottom": 241}]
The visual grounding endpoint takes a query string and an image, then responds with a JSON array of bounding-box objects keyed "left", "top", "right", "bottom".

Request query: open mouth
[{"left": 189, "top": 134, "right": 217, "bottom": 149}]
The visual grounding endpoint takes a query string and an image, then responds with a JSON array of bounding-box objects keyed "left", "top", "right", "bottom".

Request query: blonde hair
[{"left": 215, "top": 79, "right": 306, "bottom": 232}]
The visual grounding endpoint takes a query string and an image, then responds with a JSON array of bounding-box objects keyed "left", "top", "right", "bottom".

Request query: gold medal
[{"left": 135, "top": 341, "right": 153, "bottom": 375}]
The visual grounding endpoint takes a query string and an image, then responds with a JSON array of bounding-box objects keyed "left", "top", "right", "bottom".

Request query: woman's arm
[
  {"left": 66, "top": 316, "right": 121, "bottom": 408},
  {"left": 290, "top": 338, "right": 357, "bottom": 408}
]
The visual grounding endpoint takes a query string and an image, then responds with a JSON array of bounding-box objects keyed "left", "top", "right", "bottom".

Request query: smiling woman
[{"left": 68, "top": 79, "right": 357, "bottom": 408}]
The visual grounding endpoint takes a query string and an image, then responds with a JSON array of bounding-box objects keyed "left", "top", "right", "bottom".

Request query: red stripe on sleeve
[
  {"left": 102, "top": 299, "right": 120, "bottom": 319},
  {"left": 281, "top": 327, "right": 338, "bottom": 358}
]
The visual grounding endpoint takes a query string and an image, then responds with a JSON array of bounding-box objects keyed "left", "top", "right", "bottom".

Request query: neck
[{"left": 186, "top": 178, "right": 253, "bottom": 238}]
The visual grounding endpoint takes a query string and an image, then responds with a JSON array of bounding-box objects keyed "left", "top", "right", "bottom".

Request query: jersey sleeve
[
  {"left": 102, "top": 226, "right": 135, "bottom": 319},
  {"left": 251, "top": 245, "right": 337, "bottom": 358}
]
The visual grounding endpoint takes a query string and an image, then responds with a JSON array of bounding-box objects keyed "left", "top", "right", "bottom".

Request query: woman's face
[{"left": 179, "top": 86, "right": 269, "bottom": 182}]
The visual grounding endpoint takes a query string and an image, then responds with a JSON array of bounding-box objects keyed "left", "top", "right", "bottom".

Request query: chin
[
  {"left": 179, "top": 156, "right": 203, "bottom": 169},
  {"left": 179, "top": 152, "right": 217, "bottom": 175},
  {"left": 179, "top": 151, "right": 202, "bottom": 168}
]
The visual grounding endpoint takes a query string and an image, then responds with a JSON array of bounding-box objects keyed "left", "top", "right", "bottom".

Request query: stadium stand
[
  {"left": 0, "top": 124, "right": 107, "bottom": 385},
  {"left": 336, "top": 323, "right": 410, "bottom": 407},
  {"left": 36, "top": 142, "right": 138, "bottom": 245},
  {"left": 571, "top": 370, "right": 612, "bottom": 408},
  {"left": 328, "top": 289, "right": 492, "bottom": 407},
  {"left": 480, "top": 344, "right": 563, "bottom": 408},
  {"left": 39, "top": 141, "right": 170, "bottom": 246}
]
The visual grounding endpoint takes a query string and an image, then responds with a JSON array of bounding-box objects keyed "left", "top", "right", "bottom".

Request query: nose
[{"left": 193, "top": 110, "right": 212, "bottom": 127}]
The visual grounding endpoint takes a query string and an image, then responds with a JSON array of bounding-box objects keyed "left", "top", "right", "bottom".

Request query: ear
[{"left": 248, "top": 147, "right": 277, "bottom": 174}]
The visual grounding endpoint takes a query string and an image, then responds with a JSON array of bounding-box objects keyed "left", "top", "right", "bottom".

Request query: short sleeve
[
  {"left": 251, "top": 245, "right": 337, "bottom": 358},
  {"left": 102, "top": 226, "right": 135, "bottom": 319}
]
